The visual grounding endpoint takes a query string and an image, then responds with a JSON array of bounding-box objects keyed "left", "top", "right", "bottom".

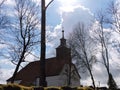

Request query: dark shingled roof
[{"left": 7, "top": 57, "right": 78, "bottom": 86}]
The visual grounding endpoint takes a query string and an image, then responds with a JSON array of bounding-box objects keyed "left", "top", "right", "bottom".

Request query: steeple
[
  {"left": 56, "top": 28, "right": 71, "bottom": 62},
  {"left": 60, "top": 27, "right": 66, "bottom": 47},
  {"left": 62, "top": 29, "right": 64, "bottom": 39}
]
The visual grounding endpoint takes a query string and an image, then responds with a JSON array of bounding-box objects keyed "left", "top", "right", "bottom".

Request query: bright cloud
[
  {"left": 5, "top": 0, "right": 15, "bottom": 6},
  {"left": 58, "top": 0, "right": 79, "bottom": 12},
  {"left": 0, "top": 68, "right": 14, "bottom": 84},
  {"left": 0, "top": 59, "right": 15, "bottom": 84},
  {"left": 61, "top": 6, "right": 94, "bottom": 36},
  {"left": 54, "top": 0, "right": 94, "bottom": 35}
]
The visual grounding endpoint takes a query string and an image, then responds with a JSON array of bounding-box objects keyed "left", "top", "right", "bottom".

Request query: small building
[{"left": 7, "top": 30, "right": 80, "bottom": 86}]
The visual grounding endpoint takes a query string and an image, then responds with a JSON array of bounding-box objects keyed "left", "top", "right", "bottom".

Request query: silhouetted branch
[{"left": 45, "top": 0, "right": 54, "bottom": 10}]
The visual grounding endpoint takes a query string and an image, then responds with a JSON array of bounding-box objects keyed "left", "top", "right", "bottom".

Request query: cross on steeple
[
  {"left": 62, "top": 27, "right": 64, "bottom": 39},
  {"left": 59, "top": 27, "right": 66, "bottom": 47}
]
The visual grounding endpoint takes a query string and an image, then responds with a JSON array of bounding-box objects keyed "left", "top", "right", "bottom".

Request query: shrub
[
  {"left": 61, "top": 86, "right": 73, "bottom": 90},
  {"left": 71, "top": 87, "right": 78, "bottom": 90},
  {"left": 45, "top": 86, "right": 60, "bottom": 90},
  {"left": 0, "top": 84, "right": 33, "bottom": 90},
  {"left": 0, "top": 86, "right": 3, "bottom": 90},
  {"left": 34, "top": 86, "right": 44, "bottom": 90},
  {"left": 18, "top": 84, "right": 33, "bottom": 90},
  {"left": 3, "top": 84, "right": 21, "bottom": 90},
  {"left": 77, "top": 86, "right": 93, "bottom": 90},
  {"left": 0, "top": 84, "right": 94, "bottom": 90}
]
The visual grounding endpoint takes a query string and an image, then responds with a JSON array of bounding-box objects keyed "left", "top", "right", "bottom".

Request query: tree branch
[
  {"left": 0, "top": 0, "right": 6, "bottom": 8},
  {"left": 11, "top": 60, "right": 23, "bottom": 68},
  {"left": 45, "top": 0, "right": 54, "bottom": 10}
]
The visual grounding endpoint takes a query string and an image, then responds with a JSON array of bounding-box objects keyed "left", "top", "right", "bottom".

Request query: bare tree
[
  {"left": 107, "top": 0, "right": 120, "bottom": 33},
  {"left": 0, "top": 0, "right": 10, "bottom": 59},
  {"left": 0, "top": 0, "right": 6, "bottom": 27},
  {"left": 95, "top": 10, "right": 117, "bottom": 89},
  {"left": 10, "top": 0, "right": 40, "bottom": 83},
  {"left": 106, "top": 2, "right": 120, "bottom": 88},
  {"left": 0, "top": 0, "right": 9, "bottom": 40},
  {"left": 0, "top": 0, "right": 5, "bottom": 8},
  {"left": 68, "top": 23, "right": 97, "bottom": 89},
  {"left": 106, "top": 1, "right": 120, "bottom": 56}
]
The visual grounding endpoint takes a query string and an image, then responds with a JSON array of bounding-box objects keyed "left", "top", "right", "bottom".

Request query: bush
[
  {"left": 0, "top": 86, "right": 3, "bottom": 90},
  {"left": 77, "top": 86, "right": 93, "bottom": 90},
  {"left": 45, "top": 86, "right": 60, "bottom": 90},
  {"left": 0, "top": 84, "right": 94, "bottom": 90},
  {"left": 71, "top": 87, "right": 78, "bottom": 90},
  {"left": 34, "top": 86, "right": 44, "bottom": 90},
  {"left": 61, "top": 86, "right": 73, "bottom": 90},
  {"left": 0, "top": 84, "right": 33, "bottom": 90},
  {"left": 3, "top": 84, "right": 21, "bottom": 90}
]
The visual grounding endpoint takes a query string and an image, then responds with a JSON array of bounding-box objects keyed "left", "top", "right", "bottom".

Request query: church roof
[{"left": 7, "top": 57, "right": 78, "bottom": 85}]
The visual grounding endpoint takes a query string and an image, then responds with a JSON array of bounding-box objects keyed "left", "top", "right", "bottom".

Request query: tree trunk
[
  {"left": 84, "top": 50, "right": 96, "bottom": 89},
  {"left": 39, "top": 0, "right": 47, "bottom": 87},
  {"left": 89, "top": 68, "right": 96, "bottom": 90},
  {"left": 11, "top": 51, "right": 25, "bottom": 83}
]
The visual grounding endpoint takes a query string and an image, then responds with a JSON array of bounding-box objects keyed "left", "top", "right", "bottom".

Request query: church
[{"left": 7, "top": 30, "right": 80, "bottom": 86}]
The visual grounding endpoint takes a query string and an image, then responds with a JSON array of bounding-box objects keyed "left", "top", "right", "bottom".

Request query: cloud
[
  {"left": 0, "top": 59, "right": 15, "bottom": 84},
  {"left": 24, "top": 52, "right": 37, "bottom": 62},
  {"left": 54, "top": 1, "right": 94, "bottom": 37},
  {"left": 0, "top": 59, "right": 15, "bottom": 69},
  {"left": 0, "top": 68, "right": 14, "bottom": 84},
  {"left": 58, "top": 0, "right": 79, "bottom": 12},
  {"left": 92, "top": 63, "right": 108, "bottom": 87},
  {"left": 46, "top": 24, "right": 62, "bottom": 58},
  {"left": 61, "top": 6, "right": 94, "bottom": 35},
  {"left": 56, "top": 0, "right": 94, "bottom": 30},
  {"left": 4, "top": 0, "right": 15, "bottom": 6}
]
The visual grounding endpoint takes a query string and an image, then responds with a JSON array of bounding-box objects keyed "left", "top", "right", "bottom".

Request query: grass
[{"left": 0, "top": 84, "right": 93, "bottom": 90}]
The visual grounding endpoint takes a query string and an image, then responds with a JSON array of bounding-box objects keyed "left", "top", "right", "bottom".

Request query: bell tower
[
  {"left": 60, "top": 30, "right": 66, "bottom": 46},
  {"left": 56, "top": 28, "right": 71, "bottom": 63}
]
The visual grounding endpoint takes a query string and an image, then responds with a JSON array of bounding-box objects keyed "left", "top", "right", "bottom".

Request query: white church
[{"left": 7, "top": 30, "right": 81, "bottom": 86}]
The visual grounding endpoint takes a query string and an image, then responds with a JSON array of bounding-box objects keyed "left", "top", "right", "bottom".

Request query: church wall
[
  {"left": 46, "top": 75, "right": 65, "bottom": 86},
  {"left": 59, "top": 64, "right": 80, "bottom": 86},
  {"left": 46, "top": 75, "right": 80, "bottom": 86},
  {"left": 34, "top": 75, "right": 66, "bottom": 86},
  {"left": 71, "top": 78, "right": 80, "bottom": 86},
  {"left": 7, "top": 80, "right": 22, "bottom": 84}
]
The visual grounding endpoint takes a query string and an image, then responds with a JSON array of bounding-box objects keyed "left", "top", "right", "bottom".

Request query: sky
[{"left": 0, "top": 0, "right": 120, "bottom": 88}]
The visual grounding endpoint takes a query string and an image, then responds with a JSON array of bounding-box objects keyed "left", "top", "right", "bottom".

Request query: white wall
[
  {"left": 34, "top": 74, "right": 80, "bottom": 86},
  {"left": 10, "top": 64, "right": 80, "bottom": 86},
  {"left": 60, "top": 64, "right": 80, "bottom": 86},
  {"left": 47, "top": 75, "right": 64, "bottom": 86},
  {"left": 7, "top": 80, "right": 21, "bottom": 84},
  {"left": 46, "top": 75, "right": 80, "bottom": 87},
  {"left": 34, "top": 64, "right": 80, "bottom": 86}
]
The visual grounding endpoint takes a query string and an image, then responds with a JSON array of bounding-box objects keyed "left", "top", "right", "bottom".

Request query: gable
[{"left": 60, "top": 64, "right": 81, "bottom": 79}]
